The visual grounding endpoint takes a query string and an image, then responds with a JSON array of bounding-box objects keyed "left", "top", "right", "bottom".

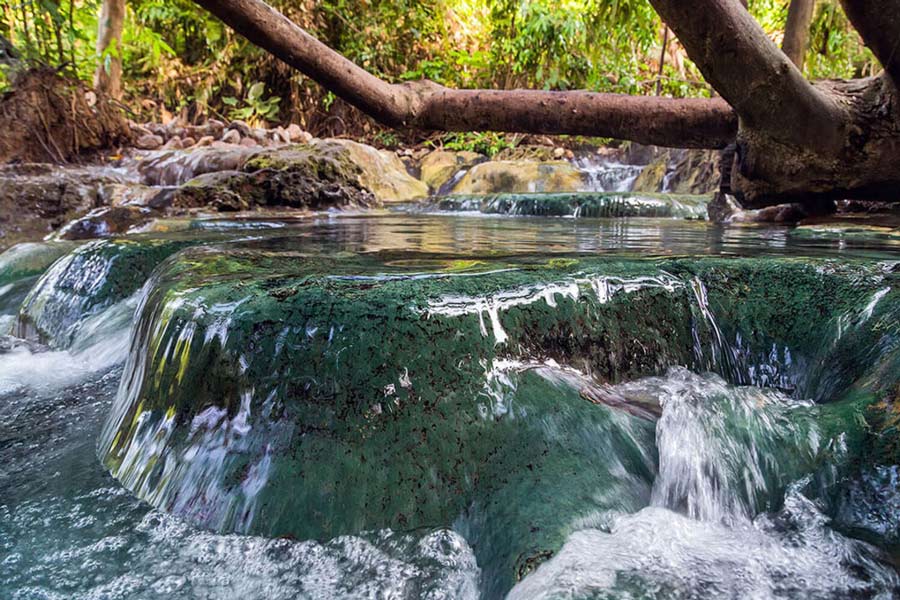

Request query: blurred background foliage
[{"left": 0, "top": 0, "right": 878, "bottom": 143}]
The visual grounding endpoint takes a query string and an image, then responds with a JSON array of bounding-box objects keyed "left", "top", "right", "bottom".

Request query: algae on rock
[{"left": 93, "top": 244, "right": 898, "bottom": 597}]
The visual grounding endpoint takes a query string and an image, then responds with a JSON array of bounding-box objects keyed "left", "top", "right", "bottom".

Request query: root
[{"left": 0, "top": 67, "right": 132, "bottom": 164}]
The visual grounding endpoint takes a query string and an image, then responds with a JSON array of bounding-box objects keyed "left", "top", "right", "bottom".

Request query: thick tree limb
[
  {"left": 192, "top": 0, "right": 736, "bottom": 148},
  {"left": 648, "top": 0, "right": 845, "bottom": 149},
  {"left": 782, "top": 0, "right": 815, "bottom": 70},
  {"left": 840, "top": 0, "right": 900, "bottom": 87}
]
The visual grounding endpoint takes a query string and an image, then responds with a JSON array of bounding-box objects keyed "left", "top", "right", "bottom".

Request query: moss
[
  {"left": 94, "top": 248, "right": 899, "bottom": 595},
  {"left": 15, "top": 236, "right": 203, "bottom": 346}
]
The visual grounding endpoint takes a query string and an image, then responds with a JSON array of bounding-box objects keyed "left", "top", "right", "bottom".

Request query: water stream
[{"left": 2, "top": 208, "right": 900, "bottom": 599}]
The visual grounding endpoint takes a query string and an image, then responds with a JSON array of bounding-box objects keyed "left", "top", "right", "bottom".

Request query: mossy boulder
[
  {"left": 153, "top": 139, "right": 427, "bottom": 211},
  {"left": 451, "top": 160, "right": 585, "bottom": 194},
  {"left": 15, "top": 237, "right": 203, "bottom": 347},
  {"left": 95, "top": 244, "right": 897, "bottom": 597}
]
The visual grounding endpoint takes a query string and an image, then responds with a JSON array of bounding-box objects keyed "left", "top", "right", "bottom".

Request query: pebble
[
  {"left": 135, "top": 134, "right": 164, "bottom": 150},
  {"left": 221, "top": 129, "right": 241, "bottom": 145}
]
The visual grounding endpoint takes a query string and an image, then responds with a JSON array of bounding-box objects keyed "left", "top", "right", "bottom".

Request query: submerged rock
[
  {"left": 15, "top": 237, "right": 202, "bottom": 347},
  {"left": 0, "top": 241, "right": 79, "bottom": 315},
  {"left": 451, "top": 160, "right": 584, "bottom": 194}
]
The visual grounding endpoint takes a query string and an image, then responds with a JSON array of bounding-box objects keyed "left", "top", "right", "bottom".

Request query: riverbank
[{"left": 2, "top": 115, "right": 898, "bottom": 252}]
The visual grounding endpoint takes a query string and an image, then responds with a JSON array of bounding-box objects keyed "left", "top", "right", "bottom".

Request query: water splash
[
  {"left": 0, "top": 296, "right": 136, "bottom": 396},
  {"left": 574, "top": 156, "right": 643, "bottom": 192},
  {"left": 509, "top": 491, "right": 898, "bottom": 599},
  {"left": 647, "top": 367, "right": 819, "bottom": 523},
  {"left": 423, "top": 273, "right": 681, "bottom": 346},
  {"left": 510, "top": 369, "right": 896, "bottom": 599}
]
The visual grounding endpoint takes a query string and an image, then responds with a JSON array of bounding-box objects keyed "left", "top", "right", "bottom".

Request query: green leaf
[{"left": 247, "top": 82, "right": 265, "bottom": 102}]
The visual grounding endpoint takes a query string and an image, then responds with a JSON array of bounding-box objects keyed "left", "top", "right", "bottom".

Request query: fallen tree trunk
[
  {"left": 193, "top": 0, "right": 900, "bottom": 210},
  {"left": 193, "top": 0, "right": 736, "bottom": 149}
]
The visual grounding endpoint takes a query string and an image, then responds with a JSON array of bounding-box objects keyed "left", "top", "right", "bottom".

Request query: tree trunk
[
  {"left": 782, "top": 0, "right": 815, "bottom": 70},
  {"left": 94, "top": 0, "right": 125, "bottom": 99},
  {"left": 191, "top": 0, "right": 900, "bottom": 210}
]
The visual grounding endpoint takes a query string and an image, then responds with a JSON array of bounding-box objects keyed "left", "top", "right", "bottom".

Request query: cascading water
[
  {"left": 2, "top": 212, "right": 900, "bottom": 600},
  {"left": 508, "top": 368, "right": 899, "bottom": 599},
  {"left": 574, "top": 156, "right": 644, "bottom": 192}
]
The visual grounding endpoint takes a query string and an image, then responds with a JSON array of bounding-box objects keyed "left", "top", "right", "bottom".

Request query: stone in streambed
[
  {"left": 419, "top": 150, "right": 485, "bottom": 191},
  {"left": 139, "top": 139, "right": 425, "bottom": 211},
  {"left": 451, "top": 160, "right": 584, "bottom": 194},
  {"left": 0, "top": 241, "right": 80, "bottom": 315},
  {"left": 53, "top": 206, "right": 159, "bottom": 240}
]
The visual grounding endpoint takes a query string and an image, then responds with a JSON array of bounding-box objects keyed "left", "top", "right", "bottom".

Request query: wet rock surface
[
  {"left": 632, "top": 148, "right": 719, "bottom": 195},
  {"left": 423, "top": 192, "right": 709, "bottom": 219},
  {"left": 73, "top": 229, "right": 897, "bottom": 596},
  {"left": 419, "top": 150, "right": 485, "bottom": 191},
  {"left": 0, "top": 164, "right": 135, "bottom": 250},
  {"left": 451, "top": 160, "right": 585, "bottom": 194},
  {"left": 3, "top": 214, "right": 900, "bottom": 599}
]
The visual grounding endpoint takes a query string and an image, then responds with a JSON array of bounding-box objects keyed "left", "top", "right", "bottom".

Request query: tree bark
[
  {"left": 782, "top": 0, "right": 815, "bottom": 70},
  {"left": 646, "top": 0, "right": 844, "bottom": 150},
  {"left": 94, "top": 0, "right": 125, "bottom": 99},
  {"left": 840, "top": 0, "right": 900, "bottom": 87},
  {"left": 191, "top": 0, "right": 736, "bottom": 148}
]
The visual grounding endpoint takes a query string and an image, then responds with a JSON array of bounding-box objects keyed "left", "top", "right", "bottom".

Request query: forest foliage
[{"left": 0, "top": 0, "right": 878, "bottom": 145}]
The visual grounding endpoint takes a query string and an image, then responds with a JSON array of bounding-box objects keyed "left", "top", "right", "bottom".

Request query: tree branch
[
  {"left": 648, "top": 0, "right": 845, "bottom": 149},
  {"left": 192, "top": 0, "right": 737, "bottom": 148},
  {"left": 840, "top": 0, "right": 900, "bottom": 87}
]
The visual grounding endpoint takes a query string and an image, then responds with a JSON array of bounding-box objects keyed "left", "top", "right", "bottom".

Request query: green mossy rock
[
  {"left": 94, "top": 244, "right": 898, "bottom": 596},
  {"left": 158, "top": 139, "right": 427, "bottom": 211},
  {"left": 0, "top": 241, "right": 80, "bottom": 315},
  {"left": 15, "top": 237, "right": 201, "bottom": 346}
]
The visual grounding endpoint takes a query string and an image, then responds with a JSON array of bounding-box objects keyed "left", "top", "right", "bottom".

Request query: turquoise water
[{"left": 2, "top": 210, "right": 900, "bottom": 599}]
